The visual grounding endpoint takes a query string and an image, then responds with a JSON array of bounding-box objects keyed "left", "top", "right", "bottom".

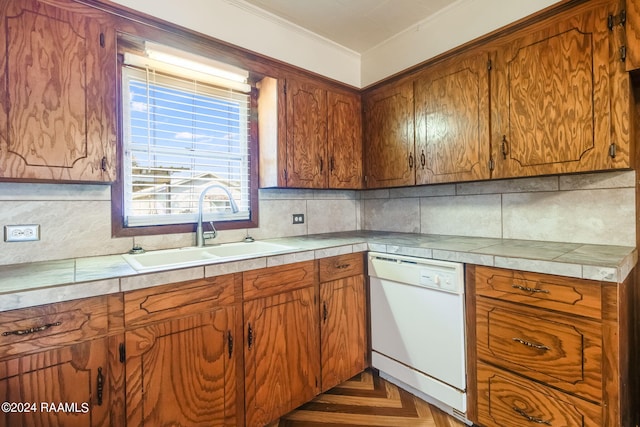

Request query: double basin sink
[{"left": 122, "top": 241, "right": 297, "bottom": 272}]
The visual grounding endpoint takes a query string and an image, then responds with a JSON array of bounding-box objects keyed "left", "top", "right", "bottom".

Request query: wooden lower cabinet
[
  {"left": 0, "top": 337, "right": 115, "bottom": 427},
  {"left": 470, "top": 265, "right": 634, "bottom": 427},
  {"left": 125, "top": 307, "right": 237, "bottom": 426},
  {"left": 319, "top": 254, "right": 366, "bottom": 391},
  {"left": 243, "top": 286, "right": 320, "bottom": 427}
]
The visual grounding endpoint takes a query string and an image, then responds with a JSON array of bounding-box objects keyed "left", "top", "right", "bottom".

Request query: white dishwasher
[{"left": 368, "top": 252, "right": 468, "bottom": 422}]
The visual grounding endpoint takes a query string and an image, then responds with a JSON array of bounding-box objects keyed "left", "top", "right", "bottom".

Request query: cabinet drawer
[
  {"left": 477, "top": 362, "right": 601, "bottom": 427},
  {"left": 319, "top": 253, "right": 364, "bottom": 282},
  {"left": 476, "top": 297, "right": 602, "bottom": 402},
  {"left": 0, "top": 296, "right": 112, "bottom": 359},
  {"left": 124, "top": 274, "right": 238, "bottom": 327},
  {"left": 243, "top": 260, "right": 315, "bottom": 300},
  {"left": 475, "top": 266, "right": 602, "bottom": 319}
]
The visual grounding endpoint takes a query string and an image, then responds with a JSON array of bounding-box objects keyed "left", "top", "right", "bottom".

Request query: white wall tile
[
  {"left": 250, "top": 199, "right": 308, "bottom": 239},
  {"left": 456, "top": 176, "right": 558, "bottom": 195},
  {"left": 307, "top": 199, "right": 357, "bottom": 234},
  {"left": 502, "top": 188, "right": 635, "bottom": 246},
  {"left": 559, "top": 170, "right": 635, "bottom": 190},
  {"left": 363, "top": 198, "right": 420, "bottom": 232},
  {"left": 420, "top": 194, "right": 502, "bottom": 237}
]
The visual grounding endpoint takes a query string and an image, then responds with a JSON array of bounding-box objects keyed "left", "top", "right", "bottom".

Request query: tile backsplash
[{"left": 0, "top": 170, "right": 635, "bottom": 266}]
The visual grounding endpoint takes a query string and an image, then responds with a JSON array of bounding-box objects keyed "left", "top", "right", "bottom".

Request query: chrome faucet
[{"left": 196, "top": 184, "right": 240, "bottom": 247}]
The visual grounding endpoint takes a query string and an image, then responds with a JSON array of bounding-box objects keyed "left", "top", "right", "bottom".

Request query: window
[{"left": 115, "top": 43, "right": 257, "bottom": 235}]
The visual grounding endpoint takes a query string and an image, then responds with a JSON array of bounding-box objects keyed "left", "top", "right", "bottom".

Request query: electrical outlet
[
  {"left": 292, "top": 214, "right": 305, "bottom": 224},
  {"left": 4, "top": 224, "right": 40, "bottom": 242}
]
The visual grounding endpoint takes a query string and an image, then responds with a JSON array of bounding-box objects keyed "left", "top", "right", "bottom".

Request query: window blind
[{"left": 121, "top": 55, "right": 251, "bottom": 227}]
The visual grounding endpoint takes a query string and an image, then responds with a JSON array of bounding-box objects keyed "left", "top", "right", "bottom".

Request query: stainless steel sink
[{"left": 122, "top": 241, "right": 296, "bottom": 272}]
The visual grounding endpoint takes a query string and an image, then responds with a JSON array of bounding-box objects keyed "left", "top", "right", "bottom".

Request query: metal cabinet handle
[
  {"left": 319, "top": 157, "right": 324, "bottom": 173},
  {"left": 247, "top": 323, "right": 253, "bottom": 350},
  {"left": 228, "top": 330, "right": 233, "bottom": 359},
  {"left": 512, "top": 284, "right": 549, "bottom": 294},
  {"left": 512, "top": 337, "right": 550, "bottom": 351},
  {"left": 408, "top": 153, "right": 414, "bottom": 169},
  {"left": 96, "top": 367, "right": 104, "bottom": 406},
  {"left": 2, "top": 321, "right": 62, "bottom": 336},
  {"left": 420, "top": 150, "right": 426, "bottom": 169},
  {"left": 330, "top": 156, "right": 335, "bottom": 172},
  {"left": 335, "top": 263, "right": 351, "bottom": 269},
  {"left": 501, "top": 135, "right": 509, "bottom": 159},
  {"left": 512, "top": 406, "right": 552, "bottom": 425},
  {"left": 323, "top": 302, "right": 328, "bottom": 323}
]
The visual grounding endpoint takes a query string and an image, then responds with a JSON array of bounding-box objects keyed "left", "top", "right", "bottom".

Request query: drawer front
[
  {"left": 475, "top": 266, "right": 602, "bottom": 319},
  {"left": 476, "top": 297, "right": 602, "bottom": 402},
  {"left": 243, "top": 260, "right": 315, "bottom": 300},
  {"left": 477, "top": 362, "right": 601, "bottom": 427},
  {"left": 0, "top": 296, "right": 111, "bottom": 359},
  {"left": 124, "top": 274, "right": 238, "bottom": 327},
  {"left": 319, "top": 252, "right": 364, "bottom": 283}
]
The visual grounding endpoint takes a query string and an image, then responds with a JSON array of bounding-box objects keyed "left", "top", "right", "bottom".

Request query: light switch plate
[{"left": 4, "top": 224, "right": 40, "bottom": 242}]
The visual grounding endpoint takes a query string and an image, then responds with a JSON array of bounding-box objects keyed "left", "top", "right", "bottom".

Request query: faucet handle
[{"left": 203, "top": 230, "right": 217, "bottom": 240}]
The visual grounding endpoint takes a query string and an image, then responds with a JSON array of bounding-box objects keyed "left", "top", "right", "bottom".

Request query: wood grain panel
[
  {"left": 125, "top": 307, "right": 237, "bottom": 426},
  {"left": 414, "top": 51, "right": 490, "bottom": 184},
  {"left": 477, "top": 362, "right": 602, "bottom": 427},
  {"left": 0, "top": 296, "right": 111, "bottom": 359},
  {"left": 362, "top": 79, "right": 415, "bottom": 188},
  {"left": 0, "top": 0, "right": 116, "bottom": 182},
  {"left": 477, "top": 297, "right": 602, "bottom": 402},
  {"left": 318, "top": 253, "right": 364, "bottom": 283},
  {"left": 491, "top": 1, "right": 629, "bottom": 178},
  {"left": 626, "top": 0, "right": 640, "bottom": 71},
  {"left": 124, "top": 274, "right": 238, "bottom": 327},
  {"left": 327, "top": 91, "right": 362, "bottom": 189},
  {"left": 285, "top": 79, "right": 327, "bottom": 188},
  {"left": 243, "top": 260, "right": 316, "bottom": 300},
  {"left": 244, "top": 286, "right": 320, "bottom": 427},
  {"left": 320, "top": 275, "right": 366, "bottom": 392},
  {"left": 0, "top": 338, "right": 112, "bottom": 427},
  {"left": 475, "top": 266, "right": 602, "bottom": 319}
]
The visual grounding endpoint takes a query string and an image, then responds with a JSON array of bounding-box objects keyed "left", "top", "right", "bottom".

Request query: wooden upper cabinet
[
  {"left": 327, "top": 91, "right": 363, "bottom": 189},
  {"left": 363, "top": 79, "right": 415, "bottom": 188},
  {"left": 625, "top": 0, "right": 640, "bottom": 70},
  {"left": 0, "top": 0, "right": 116, "bottom": 182},
  {"left": 259, "top": 76, "right": 362, "bottom": 189},
  {"left": 285, "top": 79, "right": 328, "bottom": 188},
  {"left": 490, "top": 0, "right": 630, "bottom": 179},
  {"left": 414, "top": 52, "right": 491, "bottom": 184}
]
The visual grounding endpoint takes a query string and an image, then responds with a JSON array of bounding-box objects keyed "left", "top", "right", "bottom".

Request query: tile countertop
[{"left": 0, "top": 231, "right": 636, "bottom": 312}]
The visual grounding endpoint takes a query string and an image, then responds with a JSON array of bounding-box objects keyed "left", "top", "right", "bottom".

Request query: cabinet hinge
[
  {"left": 487, "top": 59, "right": 492, "bottom": 70},
  {"left": 609, "top": 143, "right": 617, "bottom": 159},
  {"left": 100, "top": 156, "right": 107, "bottom": 171},
  {"left": 608, "top": 9, "right": 626, "bottom": 30},
  {"left": 99, "top": 32, "right": 105, "bottom": 48},
  {"left": 620, "top": 45, "right": 627, "bottom": 62},
  {"left": 119, "top": 343, "right": 126, "bottom": 363},
  {"left": 488, "top": 158, "right": 495, "bottom": 171}
]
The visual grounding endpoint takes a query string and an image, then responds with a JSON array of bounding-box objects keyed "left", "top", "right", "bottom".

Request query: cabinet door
[
  {"left": 414, "top": 52, "right": 490, "bottom": 184},
  {"left": 491, "top": 1, "right": 629, "bottom": 178},
  {"left": 626, "top": 0, "right": 640, "bottom": 71},
  {"left": 0, "top": 338, "right": 113, "bottom": 427},
  {"left": 0, "top": 0, "right": 116, "bottom": 182},
  {"left": 125, "top": 307, "right": 238, "bottom": 427},
  {"left": 244, "top": 287, "right": 319, "bottom": 427},
  {"left": 363, "top": 80, "right": 415, "bottom": 188},
  {"left": 285, "top": 79, "right": 328, "bottom": 188},
  {"left": 328, "top": 91, "right": 363, "bottom": 189},
  {"left": 320, "top": 274, "right": 366, "bottom": 392}
]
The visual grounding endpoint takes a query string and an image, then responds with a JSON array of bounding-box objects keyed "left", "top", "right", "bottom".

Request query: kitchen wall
[
  {"left": 362, "top": 170, "right": 636, "bottom": 247},
  {"left": 0, "top": 169, "right": 634, "bottom": 267},
  {"left": 0, "top": 184, "right": 360, "bottom": 266}
]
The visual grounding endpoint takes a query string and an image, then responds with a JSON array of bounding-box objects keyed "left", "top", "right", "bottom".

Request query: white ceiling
[{"left": 237, "top": 0, "right": 459, "bottom": 53}]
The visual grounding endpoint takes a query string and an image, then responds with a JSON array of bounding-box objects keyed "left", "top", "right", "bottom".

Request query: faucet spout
[{"left": 196, "top": 184, "right": 240, "bottom": 247}]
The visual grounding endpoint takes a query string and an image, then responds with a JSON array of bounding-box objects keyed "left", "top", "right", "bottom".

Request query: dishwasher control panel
[{"left": 368, "top": 252, "right": 464, "bottom": 294}]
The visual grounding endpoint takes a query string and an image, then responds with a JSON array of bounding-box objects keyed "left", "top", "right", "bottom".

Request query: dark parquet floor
[{"left": 268, "top": 370, "right": 467, "bottom": 427}]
